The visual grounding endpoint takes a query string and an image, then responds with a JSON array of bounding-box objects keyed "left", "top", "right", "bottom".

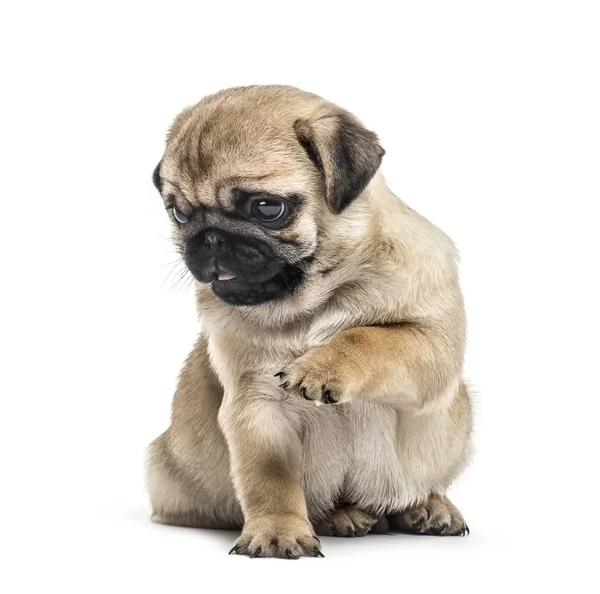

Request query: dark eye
[
  {"left": 251, "top": 199, "right": 285, "bottom": 222},
  {"left": 172, "top": 207, "right": 189, "bottom": 224}
]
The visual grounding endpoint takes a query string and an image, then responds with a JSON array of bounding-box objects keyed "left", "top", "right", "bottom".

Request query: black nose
[{"left": 204, "top": 230, "right": 225, "bottom": 252}]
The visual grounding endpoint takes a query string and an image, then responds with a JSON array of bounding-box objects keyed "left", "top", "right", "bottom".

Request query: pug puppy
[{"left": 147, "top": 85, "right": 472, "bottom": 559}]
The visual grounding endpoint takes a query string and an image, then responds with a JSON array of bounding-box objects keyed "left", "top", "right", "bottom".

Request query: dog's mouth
[
  {"left": 183, "top": 253, "right": 307, "bottom": 306},
  {"left": 208, "top": 260, "right": 306, "bottom": 306}
]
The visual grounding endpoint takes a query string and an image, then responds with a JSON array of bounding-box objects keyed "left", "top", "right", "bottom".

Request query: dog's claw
[
  {"left": 301, "top": 386, "right": 314, "bottom": 400},
  {"left": 323, "top": 389, "right": 337, "bottom": 404}
]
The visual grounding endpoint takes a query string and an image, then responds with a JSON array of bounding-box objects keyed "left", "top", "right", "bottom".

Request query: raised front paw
[
  {"left": 276, "top": 346, "right": 355, "bottom": 405},
  {"left": 229, "top": 514, "right": 324, "bottom": 559}
]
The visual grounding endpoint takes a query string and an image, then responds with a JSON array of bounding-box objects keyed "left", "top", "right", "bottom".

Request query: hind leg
[
  {"left": 390, "top": 494, "right": 469, "bottom": 536},
  {"left": 147, "top": 430, "right": 241, "bottom": 529},
  {"left": 390, "top": 381, "right": 472, "bottom": 537},
  {"left": 146, "top": 335, "right": 242, "bottom": 530},
  {"left": 314, "top": 506, "right": 380, "bottom": 537}
]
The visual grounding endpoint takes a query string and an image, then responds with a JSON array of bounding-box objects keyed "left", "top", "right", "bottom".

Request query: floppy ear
[
  {"left": 294, "top": 110, "right": 384, "bottom": 214},
  {"left": 152, "top": 160, "right": 163, "bottom": 193}
]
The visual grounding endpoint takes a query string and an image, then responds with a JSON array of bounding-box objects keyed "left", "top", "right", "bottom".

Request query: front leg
[
  {"left": 219, "top": 393, "right": 323, "bottom": 559},
  {"left": 278, "top": 321, "right": 464, "bottom": 410}
]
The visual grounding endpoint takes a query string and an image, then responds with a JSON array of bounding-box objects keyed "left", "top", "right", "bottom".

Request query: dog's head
[{"left": 153, "top": 86, "right": 384, "bottom": 307}]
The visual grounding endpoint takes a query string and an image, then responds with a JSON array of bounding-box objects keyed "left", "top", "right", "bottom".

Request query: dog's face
[{"left": 153, "top": 86, "right": 384, "bottom": 307}]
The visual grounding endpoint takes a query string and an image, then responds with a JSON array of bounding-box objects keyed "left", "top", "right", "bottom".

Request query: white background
[{"left": 1, "top": 1, "right": 599, "bottom": 592}]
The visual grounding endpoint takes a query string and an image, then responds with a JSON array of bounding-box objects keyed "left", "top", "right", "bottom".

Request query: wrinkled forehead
[{"left": 161, "top": 105, "right": 315, "bottom": 206}]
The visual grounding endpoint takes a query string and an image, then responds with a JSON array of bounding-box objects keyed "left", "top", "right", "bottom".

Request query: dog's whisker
[
  {"left": 166, "top": 266, "right": 193, "bottom": 295},
  {"left": 162, "top": 259, "right": 188, "bottom": 289}
]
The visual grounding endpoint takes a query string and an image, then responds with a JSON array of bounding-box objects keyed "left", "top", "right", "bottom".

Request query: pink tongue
[{"left": 217, "top": 271, "right": 235, "bottom": 281}]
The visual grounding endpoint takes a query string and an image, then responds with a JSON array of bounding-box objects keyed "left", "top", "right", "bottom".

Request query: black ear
[
  {"left": 152, "top": 160, "right": 163, "bottom": 193},
  {"left": 294, "top": 110, "right": 384, "bottom": 214}
]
